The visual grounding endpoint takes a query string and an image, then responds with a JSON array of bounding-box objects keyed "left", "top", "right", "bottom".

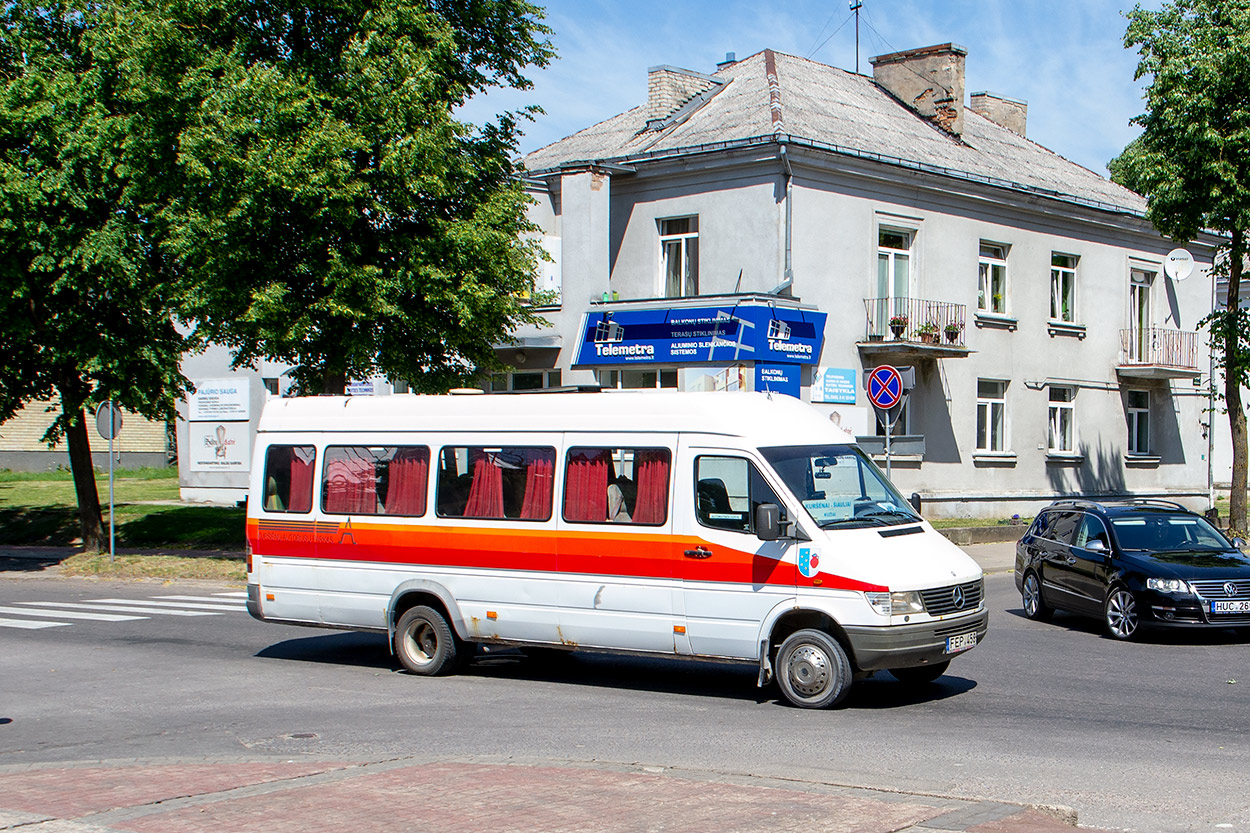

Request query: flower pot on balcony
[
  {"left": 890, "top": 324, "right": 906, "bottom": 339},
  {"left": 945, "top": 329, "right": 960, "bottom": 343},
  {"left": 919, "top": 332, "right": 940, "bottom": 345}
]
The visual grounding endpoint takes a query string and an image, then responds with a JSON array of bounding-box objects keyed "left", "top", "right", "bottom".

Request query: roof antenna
[{"left": 851, "top": 0, "right": 862, "bottom": 74}]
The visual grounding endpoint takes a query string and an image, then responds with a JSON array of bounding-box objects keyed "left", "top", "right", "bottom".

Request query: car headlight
[
  {"left": 1146, "top": 578, "right": 1190, "bottom": 594},
  {"left": 865, "top": 590, "right": 926, "bottom": 616}
]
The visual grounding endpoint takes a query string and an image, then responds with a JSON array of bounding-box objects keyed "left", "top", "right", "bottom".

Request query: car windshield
[
  {"left": 759, "top": 444, "right": 920, "bottom": 529},
  {"left": 1110, "top": 513, "right": 1233, "bottom": 552}
]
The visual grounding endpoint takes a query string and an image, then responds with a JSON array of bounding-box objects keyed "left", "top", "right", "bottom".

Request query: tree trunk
[
  {"left": 63, "top": 401, "right": 104, "bottom": 552},
  {"left": 322, "top": 368, "right": 346, "bottom": 395},
  {"left": 1226, "top": 228, "right": 1247, "bottom": 536}
]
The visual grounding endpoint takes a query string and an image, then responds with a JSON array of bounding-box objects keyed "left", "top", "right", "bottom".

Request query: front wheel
[
  {"left": 1021, "top": 571, "right": 1053, "bottom": 622},
  {"left": 395, "top": 605, "right": 463, "bottom": 675},
  {"left": 775, "top": 629, "right": 852, "bottom": 709},
  {"left": 887, "top": 660, "right": 950, "bottom": 685},
  {"left": 1104, "top": 586, "right": 1140, "bottom": 641}
]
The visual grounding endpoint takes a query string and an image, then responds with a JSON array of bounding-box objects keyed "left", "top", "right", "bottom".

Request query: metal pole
[
  {"left": 885, "top": 415, "right": 892, "bottom": 480},
  {"left": 108, "top": 401, "right": 116, "bottom": 563},
  {"left": 1209, "top": 268, "right": 1217, "bottom": 513}
]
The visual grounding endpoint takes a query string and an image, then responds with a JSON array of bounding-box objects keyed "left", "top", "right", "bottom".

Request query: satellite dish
[{"left": 1164, "top": 248, "right": 1195, "bottom": 281}]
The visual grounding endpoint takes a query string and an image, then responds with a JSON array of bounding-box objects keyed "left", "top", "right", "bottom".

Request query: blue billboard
[{"left": 574, "top": 305, "right": 826, "bottom": 367}]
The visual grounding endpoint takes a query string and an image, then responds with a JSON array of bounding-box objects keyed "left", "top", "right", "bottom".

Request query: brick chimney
[
  {"left": 969, "top": 91, "right": 1027, "bottom": 137},
  {"left": 870, "top": 43, "right": 967, "bottom": 136},
  {"left": 646, "top": 65, "right": 722, "bottom": 129}
]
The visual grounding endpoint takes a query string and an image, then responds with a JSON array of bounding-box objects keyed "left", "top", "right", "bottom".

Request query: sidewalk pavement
[{"left": 0, "top": 756, "right": 1081, "bottom": 833}]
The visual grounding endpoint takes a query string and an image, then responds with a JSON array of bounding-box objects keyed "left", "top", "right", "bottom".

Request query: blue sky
[{"left": 461, "top": 0, "right": 1161, "bottom": 177}]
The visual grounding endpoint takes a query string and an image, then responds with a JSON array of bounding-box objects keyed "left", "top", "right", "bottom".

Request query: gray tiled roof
[{"left": 522, "top": 50, "right": 1146, "bottom": 216}]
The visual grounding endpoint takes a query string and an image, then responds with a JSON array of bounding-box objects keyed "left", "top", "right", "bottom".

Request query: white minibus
[{"left": 245, "top": 390, "right": 986, "bottom": 708}]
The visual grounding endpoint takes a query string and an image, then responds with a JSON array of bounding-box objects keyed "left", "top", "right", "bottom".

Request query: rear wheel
[
  {"left": 1104, "top": 586, "right": 1140, "bottom": 641},
  {"left": 395, "top": 605, "right": 463, "bottom": 675},
  {"left": 1021, "top": 571, "right": 1053, "bottom": 622},
  {"left": 887, "top": 660, "right": 950, "bottom": 685},
  {"left": 775, "top": 629, "right": 852, "bottom": 709}
]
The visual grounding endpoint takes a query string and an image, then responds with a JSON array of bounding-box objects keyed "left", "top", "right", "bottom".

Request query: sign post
[
  {"left": 95, "top": 402, "right": 122, "bottom": 562},
  {"left": 865, "top": 365, "right": 913, "bottom": 479}
]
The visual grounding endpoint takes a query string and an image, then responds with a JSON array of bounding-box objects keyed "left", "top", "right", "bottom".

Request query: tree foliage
[
  {"left": 1110, "top": 0, "right": 1250, "bottom": 532},
  {"left": 147, "top": 0, "right": 555, "bottom": 394},
  {"left": 0, "top": 3, "right": 191, "bottom": 549}
]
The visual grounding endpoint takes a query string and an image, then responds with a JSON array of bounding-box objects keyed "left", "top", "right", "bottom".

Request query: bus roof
[{"left": 256, "top": 390, "right": 853, "bottom": 445}]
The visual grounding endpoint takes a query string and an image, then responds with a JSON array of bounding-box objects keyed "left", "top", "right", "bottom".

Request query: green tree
[
  {"left": 149, "top": 0, "right": 555, "bottom": 395},
  {"left": 0, "top": 3, "right": 190, "bottom": 551},
  {"left": 1110, "top": 0, "right": 1250, "bottom": 533}
]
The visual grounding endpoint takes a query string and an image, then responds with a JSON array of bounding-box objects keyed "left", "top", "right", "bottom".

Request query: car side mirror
[
  {"left": 1235, "top": 537, "right": 1247, "bottom": 549},
  {"left": 1085, "top": 539, "right": 1108, "bottom": 553},
  {"left": 755, "top": 503, "right": 781, "bottom": 541}
]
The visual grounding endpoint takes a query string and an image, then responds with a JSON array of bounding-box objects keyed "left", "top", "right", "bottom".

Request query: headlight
[
  {"left": 864, "top": 590, "right": 926, "bottom": 616},
  {"left": 1146, "top": 578, "right": 1190, "bottom": 594}
]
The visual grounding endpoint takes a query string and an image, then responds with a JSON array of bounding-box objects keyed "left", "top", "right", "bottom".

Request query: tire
[
  {"left": 394, "top": 605, "right": 462, "bottom": 676},
  {"left": 1104, "top": 586, "right": 1140, "bottom": 641},
  {"left": 887, "top": 660, "right": 950, "bottom": 685},
  {"left": 775, "top": 629, "right": 853, "bottom": 709},
  {"left": 1021, "top": 571, "right": 1053, "bottom": 622}
]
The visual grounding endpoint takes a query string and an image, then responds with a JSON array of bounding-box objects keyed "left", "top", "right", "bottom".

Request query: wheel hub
[{"left": 787, "top": 645, "right": 830, "bottom": 696}]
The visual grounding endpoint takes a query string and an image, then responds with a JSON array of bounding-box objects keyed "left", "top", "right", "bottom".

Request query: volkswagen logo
[
  {"left": 952, "top": 586, "right": 966, "bottom": 609},
  {"left": 1225, "top": 582, "right": 1239, "bottom": 598}
]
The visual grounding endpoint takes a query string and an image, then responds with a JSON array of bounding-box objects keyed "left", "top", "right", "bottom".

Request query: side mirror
[
  {"left": 755, "top": 503, "right": 781, "bottom": 541},
  {"left": 1085, "top": 539, "right": 1108, "bottom": 553},
  {"left": 1235, "top": 537, "right": 1246, "bottom": 549}
]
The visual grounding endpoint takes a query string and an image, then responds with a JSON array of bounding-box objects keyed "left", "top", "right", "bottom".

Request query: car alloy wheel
[{"left": 1104, "top": 587, "right": 1139, "bottom": 641}]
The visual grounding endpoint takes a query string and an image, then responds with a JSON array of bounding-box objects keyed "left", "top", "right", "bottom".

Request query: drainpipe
[{"left": 779, "top": 144, "right": 794, "bottom": 293}]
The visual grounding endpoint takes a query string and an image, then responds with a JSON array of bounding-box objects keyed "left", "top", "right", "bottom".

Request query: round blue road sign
[{"left": 867, "top": 365, "right": 904, "bottom": 410}]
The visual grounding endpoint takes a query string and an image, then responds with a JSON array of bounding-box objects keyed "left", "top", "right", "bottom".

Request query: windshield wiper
[
  {"left": 855, "top": 508, "right": 921, "bottom": 524},
  {"left": 820, "top": 516, "right": 891, "bottom": 528}
]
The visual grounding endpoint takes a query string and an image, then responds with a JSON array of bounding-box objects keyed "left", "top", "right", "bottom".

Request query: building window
[
  {"left": 489, "top": 370, "right": 562, "bottom": 392},
  {"left": 978, "top": 243, "right": 1008, "bottom": 314},
  {"left": 1051, "top": 253, "right": 1078, "bottom": 322},
  {"left": 1126, "top": 390, "right": 1150, "bottom": 454},
  {"left": 876, "top": 228, "right": 912, "bottom": 327},
  {"left": 660, "top": 217, "right": 699, "bottom": 297},
  {"left": 598, "top": 368, "right": 678, "bottom": 389},
  {"left": 976, "top": 379, "right": 1008, "bottom": 452},
  {"left": 1048, "top": 386, "right": 1076, "bottom": 454},
  {"left": 1128, "top": 268, "right": 1155, "bottom": 361},
  {"left": 262, "top": 378, "right": 280, "bottom": 396}
]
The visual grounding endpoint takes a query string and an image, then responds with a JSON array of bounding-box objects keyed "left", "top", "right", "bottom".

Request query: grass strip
[{"left": 59, "top": 552, "right": 246, "bottom": 582}]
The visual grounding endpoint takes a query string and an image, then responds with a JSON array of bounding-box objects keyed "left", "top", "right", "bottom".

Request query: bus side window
[{"left": 264, "top": 445, "right": 315, "bottom": 514}]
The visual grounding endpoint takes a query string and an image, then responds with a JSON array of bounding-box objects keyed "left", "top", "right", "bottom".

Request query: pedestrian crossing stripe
[
  {"left": 0, "top": 617, "right": 69, "bottom": 629},
  {"left": 152, "top": 595, "right": 247, "bottom": 605},
  {"left": 88, "top": 598, "right": 242, "bottom": 612},
  {"left": 0, "top": 592, "right": 249, "bottom": 630},
  {"left": 0, "top": 605, "right": 144, "bottom": 622},
  {"left": 16, "top": 601, "right": 218, "bottom": 617}
]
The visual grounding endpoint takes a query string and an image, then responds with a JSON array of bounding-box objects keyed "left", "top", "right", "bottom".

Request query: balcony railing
[
  {"left": 1119, "top": 327, "right": 1199, "bottom": 371},
  {"left": 863, "top": 297, "right": 968, "bottom": 348}
]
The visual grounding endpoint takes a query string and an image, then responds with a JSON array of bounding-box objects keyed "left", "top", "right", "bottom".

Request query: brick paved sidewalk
[{"left": 0, "top": 757, "right": 1080, "bottom": 833}]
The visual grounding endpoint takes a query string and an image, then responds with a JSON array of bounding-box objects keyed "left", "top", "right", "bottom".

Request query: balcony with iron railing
[
  {"left": 1117, "top": 327, "right": 1202, "bottom": 379},
  {"left": 858, "top": 297, "right": 972, "bottom": 360}
]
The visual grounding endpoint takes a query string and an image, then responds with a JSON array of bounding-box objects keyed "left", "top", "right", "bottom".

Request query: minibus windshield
[{"left": 759, "top": 444, "right": 921, "bottom": 529}]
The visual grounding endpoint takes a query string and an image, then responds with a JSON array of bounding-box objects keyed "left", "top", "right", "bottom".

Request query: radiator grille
[
  {"left": 920, "top": 581, "right": 983, "bottom": 616},
  {"left": 1190, "top": 580, "right": 1250, "bottom": 600}
]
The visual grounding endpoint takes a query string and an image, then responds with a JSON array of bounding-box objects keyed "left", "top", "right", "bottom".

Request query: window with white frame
[
  {"left": 1050, "top": 253, "right": 1077, "bottom": 322},
  {"left": 976, "top": 379, "right": 1008, "bottom": 452},
  {"left": 598, "top": 368, "right": 678, "bottom": 389},
  {"left": 1128, "top": 268, "right": 1155, "bottom": 362},
  {"left": 876, "top": 228, "right": 913, "bottom": 328},
  {"left": 489, "top": 370, "right": 562, "bottom": 392},
  {"left": 1048, "top": 386, "right": 1076, "bottom": 454},
  {"left": 660, "top": 217, "right": 699, "bottom": 298},
  {"left": 1126, "top": 390, "right": 1150, "bottom": 454},
  {"left": 978, "top": 243, "right": 1008, "bottom": 314}
]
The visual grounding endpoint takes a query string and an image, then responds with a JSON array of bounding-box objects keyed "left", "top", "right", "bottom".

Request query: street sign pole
[{"left": 96, "top": 401, "right": 123, "bottom": 563}]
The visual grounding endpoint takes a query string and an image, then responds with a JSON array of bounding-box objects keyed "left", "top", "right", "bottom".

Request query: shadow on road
[
  {"left": 1005, "top": 606, "right": 1250, "bottom": 645},
  {"left": 255, "top": 632, "right": 977, "bottom": 708}
]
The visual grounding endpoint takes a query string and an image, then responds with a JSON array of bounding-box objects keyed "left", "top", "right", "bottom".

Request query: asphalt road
[{"left": 1, "top": 567, "right": 1248, "bottom": 833}]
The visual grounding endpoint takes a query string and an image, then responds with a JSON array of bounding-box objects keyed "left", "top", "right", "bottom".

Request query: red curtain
[
  {"left": 287, "top": 448, "right": 314, "bottom": 514},
  {"left": 324, "top": 454, "right": 377, "bottom": 514},
  {"left": 464, "top": 455, "right": 505, "bottom": 518},
  {"left": 563, "top": 450, "right": 609, "bottom": 522},
  {"left": 632, "top": 450, "right": 671, "bottom": 525},
  {"left": 384, "top": 448, "right": 429, "bottom": 516},
  {"left": 519, "top": 451, "right": 554, "bottom": 520}
]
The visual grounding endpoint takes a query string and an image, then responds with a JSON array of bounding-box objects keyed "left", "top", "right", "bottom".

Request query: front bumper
[{"left": 843, "top": 608, "right": 989, "bottom": 671}]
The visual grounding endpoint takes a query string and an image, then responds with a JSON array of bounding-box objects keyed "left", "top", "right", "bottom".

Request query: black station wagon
[{"left": 1015, "top": 499, "right": 1250, "bottom": 640}]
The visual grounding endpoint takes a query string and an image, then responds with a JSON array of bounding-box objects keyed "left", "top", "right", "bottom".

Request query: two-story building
[{"left": 496, "top": 44, "right": 1219, "bottom": 518}]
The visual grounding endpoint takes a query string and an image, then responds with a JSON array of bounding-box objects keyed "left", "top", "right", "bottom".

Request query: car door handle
[
  {"left": 684, "top": 547, "right": 713, "bottom": 559},
  {"left": 1065, "top": 556, "right": 1077, "bottom": 565}
]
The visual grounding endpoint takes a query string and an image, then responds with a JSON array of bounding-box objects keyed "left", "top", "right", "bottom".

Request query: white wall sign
[
  {"left": 347, "top": 379, "right": 377, "bottom": 396},
  {"left": 189, "top": 378, "right": 251, "bottom": 421},
  {"left": 189, "top": 422, "right": 251, "bottom": 472}
]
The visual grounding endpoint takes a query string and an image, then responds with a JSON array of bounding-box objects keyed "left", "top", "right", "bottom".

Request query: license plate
[
  {"left": 1211, "top": 600, "right": 1250, "bottom": 614},
  {"left": 945, "top": 632, "right": 977, "bottom": 653}
]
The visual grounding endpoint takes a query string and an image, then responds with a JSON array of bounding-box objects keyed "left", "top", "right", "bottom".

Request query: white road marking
[
  {"left": 16, "top": 602, "right": 217, "bottom": 617},
  {"left": 0, "top": 617, "right": 69, "bottom": 629},
  {"left": 151, "top": 595, "right": 246, "bottom": 606},
  {"left": 88, "top": 598, "right": 242, "bottom": 612},
  {"left": 214, "top": 591, "right": 247, "bottom": 598},
  {"left": 0, "top": 605, "right": 144, "bottom": 622}
]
